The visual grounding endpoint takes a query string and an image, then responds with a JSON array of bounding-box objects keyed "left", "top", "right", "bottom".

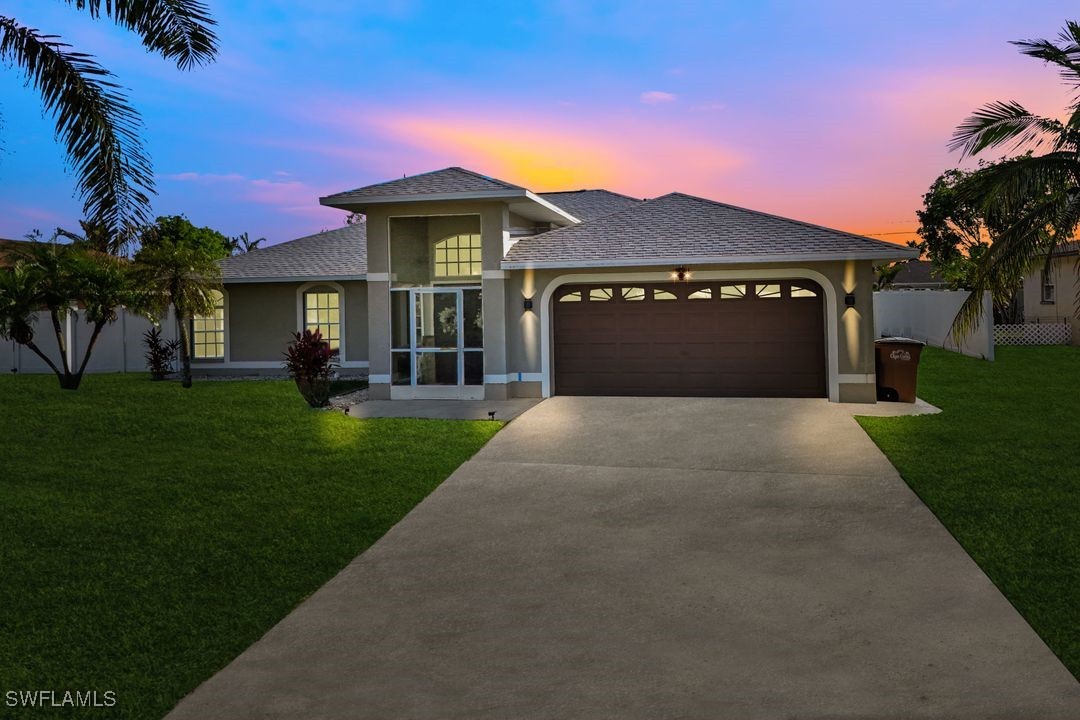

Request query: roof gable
[
  {"left": 503, "top": 192, "right": 918, "bottom": 268},
  {"left": 321, "top": 167, "right": 524, "bottom": 205}
]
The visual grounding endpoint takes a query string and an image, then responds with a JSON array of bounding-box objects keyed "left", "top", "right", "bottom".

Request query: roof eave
[
  {"left": 318, "top": 189, "right": 528, "bottom": 209},
  {"left": 222, "top": 274, "right": 367, "bottom": 284},
  {"left": 501, "top": 248, "right": 920, "bottom": 270}
]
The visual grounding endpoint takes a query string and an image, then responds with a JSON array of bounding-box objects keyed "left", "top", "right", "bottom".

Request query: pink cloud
[{"left": 640, "top": 90, "right": 677, "bottom": 105}]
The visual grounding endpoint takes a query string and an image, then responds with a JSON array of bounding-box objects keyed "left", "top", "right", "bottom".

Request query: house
[
  {"left": 888, "top": 259, "right": 949, "bottom": 289},
  {"left": 209, "top": 167, "right": 916, "bottom": 402},
  {"left": 1022, "top": 241, "right": 1078, "bottom": 344}
]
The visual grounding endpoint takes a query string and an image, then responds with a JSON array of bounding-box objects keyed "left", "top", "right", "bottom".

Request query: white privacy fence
[
  {"left": 0, "top": 307, "right": 177, "bottom": 375},
  {"left": 993, "top": 323, "right": 1072, "bottom": 346},
  {"left": 874, "top": 289, "right": 994, "bottom": 360}
]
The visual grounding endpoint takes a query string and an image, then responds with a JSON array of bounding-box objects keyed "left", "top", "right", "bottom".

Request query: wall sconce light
[
  {"left": 671, "top": 266, "right": 691, "bottom": 282},
  {"left": 523, "top": 298, "right": 534, "bottom": 311},
  {"left": 845, "top": 292, "right": 856, "bottom": 307}
]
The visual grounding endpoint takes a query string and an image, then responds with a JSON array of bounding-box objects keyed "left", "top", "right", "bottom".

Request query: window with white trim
[
  {"left": 1041, "top": 269, "right": 1055, "bottom": 303},
  {"left": 304, "top": 290, "right": 341, "bottom": 350},
  {"left": 434, "top": 233, "right": 482, "bottom": 279},
  {"left": 192, "top": 290, "right": 225, "bottom": 359}
]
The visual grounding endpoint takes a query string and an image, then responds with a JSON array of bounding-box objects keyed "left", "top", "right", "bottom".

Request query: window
[
  {"left": 1042, "top": 270, "right": 1055, "bottom": 303},
  {"left": 653, "top": 288, "right": 677, "bottom": 301},
  {"left": 790, "top": 284, "right": 819, "bottom": 298},
  {"left": 756, "top": 283, "right": 782, "bottom": 299},
  {"left": 621, "top": 287, "right": 645, "bottom": 301},
  {"left": 304, "top": 290, "right": 341, "bottom": 350},
  {"left": 434, "top": 233, "right": 482, "bottom": 278},
  {"left": 688, "top": 287, "right": 712, "bottom": 300},
  {"left": 192, "top": 290, "right": 224, "bottom": 359},
  {"left": 589, "top": 287, "right": 613, "bottom": 301},
  {"left": 558, "top": 290, "right": 582, "bottom": 302},
  {"left": 719, "top": 284, "right": 746, "bottom": 299}
]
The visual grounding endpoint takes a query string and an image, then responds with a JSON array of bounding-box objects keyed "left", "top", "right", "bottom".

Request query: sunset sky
[{"left": 1, "top": 1, "right": 1077, "bottom": 246}]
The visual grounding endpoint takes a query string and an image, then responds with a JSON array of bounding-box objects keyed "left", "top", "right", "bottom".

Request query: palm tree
[
  {"left": 947, "top": 21, "right": 1080, "bottom": 334},
  {"left": 0, "top": 2, "right": 218, "bottom": 237},
  {"left": 133, "top": 217, "right": 225, "bottom": 388},
  {"left": 0, "top": 242, "right": 139, "bottom": 389}
]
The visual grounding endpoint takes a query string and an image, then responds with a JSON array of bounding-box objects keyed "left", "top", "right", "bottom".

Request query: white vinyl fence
[
  {"left": 0, "top": 307, "right": 177, "bottom": 375},
  {"left": 993, "top": 322, "right": 1072, "bottom": 345},
  {"left": 874, "top": 289, "right": 994, "bottom": 360}
]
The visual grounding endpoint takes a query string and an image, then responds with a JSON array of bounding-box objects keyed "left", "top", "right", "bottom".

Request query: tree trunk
[
  {"left": 71, "top": 321, "right": 107, "bottom": 390},
  {"left": 48, "top": 308, "right": 74, "bottom": 386},
  {"left": 176, "top": 313, "right": 193, "bottom": 389}
]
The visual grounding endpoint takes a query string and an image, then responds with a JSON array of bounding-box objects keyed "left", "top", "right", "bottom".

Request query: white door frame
[
  {"left": 538, "top": 269, "right": 840, "bottom": 401},
  {"left": 390, "top": 286, "right": 484, "bottom": 400}
]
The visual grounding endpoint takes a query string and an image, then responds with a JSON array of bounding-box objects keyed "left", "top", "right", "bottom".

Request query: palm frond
[
  {"left": 951, "top": 192, "right": 1064, "bottom": 336},
  {"left": 957, "top": 152, "right": 1079, "bottom": 221},
  {"left": 949, "top": 101, "right": 1066, "bottom": 158},
  {"left": 1010, "top": 21, "right": 1080, "bottom": 87},
  {"left": 66, "top": 0, "right": 218, "bottom": 70},
  {"left": 0, "top": 17, "right": 153, "bottom": 235}
]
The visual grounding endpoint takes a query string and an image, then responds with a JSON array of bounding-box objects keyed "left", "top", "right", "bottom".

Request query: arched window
[
  {"left": 433, "top": 233, "right": 482, "bottom": 279},
  {"left": 304, "top": 289, "right": 341, "bottom": 351},
  {"left": 192, "top": 290, "right": 225, "bottom": 359}
]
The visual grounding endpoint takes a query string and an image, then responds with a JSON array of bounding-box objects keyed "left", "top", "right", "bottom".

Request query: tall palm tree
[
  {"left": 947, "top": 22, "right": 1080, "bottom": 334},
  {"left": 0, "top": 2, "right": 218, "bottom": 237}
]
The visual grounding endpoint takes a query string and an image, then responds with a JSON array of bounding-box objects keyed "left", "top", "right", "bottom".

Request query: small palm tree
[
  {"left": 133, "top": 216, "right": 225, "bottom": 388},
  {"left": 948, "top": 21, "right": 1080, "bottom": 333},
  {"left": 0, "top": 2, "right": 218, "bottom": 236},
  {"left": 0, "top": 242, "right": 139, "bottom": 389}
]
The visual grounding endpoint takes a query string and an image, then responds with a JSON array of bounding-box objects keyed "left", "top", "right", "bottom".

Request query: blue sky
[{"left": 1, "top": 1, "right": 1077, "bottom": 244}]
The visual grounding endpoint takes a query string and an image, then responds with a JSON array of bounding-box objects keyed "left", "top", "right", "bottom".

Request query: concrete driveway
[{"left": 168, "top": 397, "right": 1080, "bottom": 719}]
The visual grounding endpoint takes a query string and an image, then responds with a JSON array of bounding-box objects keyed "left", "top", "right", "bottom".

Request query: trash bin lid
[{"left": 875, "top": 336, "right": 926, "bottom": 346}]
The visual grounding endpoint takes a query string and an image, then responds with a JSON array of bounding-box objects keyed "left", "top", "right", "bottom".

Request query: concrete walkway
[
  {"left": 347, "top": 398, "right": 540, "bottom": 421},
  {"left": 168, "top": 397, "right": 1079, "bottom": 719}
]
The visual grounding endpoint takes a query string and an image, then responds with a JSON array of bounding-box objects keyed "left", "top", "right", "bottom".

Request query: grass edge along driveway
[
  {"left": 0, "top": 375, "right": 501, "bottom": 719},
  {"left": 857, "top": 345, "right": 1080, "bottom": 681}
]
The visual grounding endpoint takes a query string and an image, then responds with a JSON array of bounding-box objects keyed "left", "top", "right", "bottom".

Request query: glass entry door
[{"left": 390, "top": 287, "right": 482, "bottom": 398}]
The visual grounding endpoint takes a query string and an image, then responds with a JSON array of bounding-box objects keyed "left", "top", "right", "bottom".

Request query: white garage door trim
[{"left": 538, "top": 269, "right": 840, "bottom": 402}]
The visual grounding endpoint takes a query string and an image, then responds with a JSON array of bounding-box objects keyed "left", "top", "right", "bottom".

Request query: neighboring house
[
  {"left": 888, "top": 259, "right": 948, "bottom": 289},
  {"left": 1022, "top": 241, "right": 1078, "bottom": 345},
  {"left": 207, "top": 166, "right": 916, "bottom": 402}
]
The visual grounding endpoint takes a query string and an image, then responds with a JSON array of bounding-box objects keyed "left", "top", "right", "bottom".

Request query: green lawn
[
  {"left": 857, "top": 345, "right": 1080, "bottom": 679},
  {"left": 0, "top": 375, "right": 501, "bottom": 719}
]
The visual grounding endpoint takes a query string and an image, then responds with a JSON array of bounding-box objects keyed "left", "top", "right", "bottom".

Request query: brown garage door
[{"left": 553, "top": 280, "right": 826, "bottom": 397}]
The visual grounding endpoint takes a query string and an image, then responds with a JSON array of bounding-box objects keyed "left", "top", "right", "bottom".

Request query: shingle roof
[
  {"left": 220, "top": 223, "right": 366, "bottom": 282},
  {"left": 538, "top": 190, "right": 642, "bottom": 221},
  {"left": 891, "top": 260, "right": 947, "bottom": 287},
  {"left": 503, "top": 192, "right": 919, "bottom": 268},
  {"left": 321, "top": 167, "right": 524, "bottom": 205}
]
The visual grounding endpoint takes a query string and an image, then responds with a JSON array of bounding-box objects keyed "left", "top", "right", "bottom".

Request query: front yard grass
[
  {"left": 857, "top": 345, "right": 1079, "bottom": 679},
  {"left": 0, "top": 375, "right": 501, "bottom": 719}
]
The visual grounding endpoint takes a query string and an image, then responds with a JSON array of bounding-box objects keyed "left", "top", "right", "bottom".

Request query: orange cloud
[{"left": 362, "top": 109, "right": 744, "bottom": 197}]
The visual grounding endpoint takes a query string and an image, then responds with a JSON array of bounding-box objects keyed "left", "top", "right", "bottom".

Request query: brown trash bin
[{"left": 874, "top": 337, "right": 925, "bottom": 403}]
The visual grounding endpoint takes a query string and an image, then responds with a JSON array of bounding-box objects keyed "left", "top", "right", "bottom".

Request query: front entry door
[{"left": 391, "top": 287, "right": 483, "bottom": 399}]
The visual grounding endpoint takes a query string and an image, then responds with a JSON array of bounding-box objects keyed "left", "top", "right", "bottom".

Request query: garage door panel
[{"left": 554, "top": 281, "right": 826, "bottom": 397}]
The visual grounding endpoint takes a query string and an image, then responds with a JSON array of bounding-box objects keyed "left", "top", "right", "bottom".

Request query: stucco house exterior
[
  {"left": 207, "top": 167, "right": 917, "bottom": 402},
  {"left": 1021, "top": 241, "right": 1078, "bottom": 345}
]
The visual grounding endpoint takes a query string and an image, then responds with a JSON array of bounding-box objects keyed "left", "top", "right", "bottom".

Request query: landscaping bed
[
  {"left": 0, "top": 375, "right": 500, "bottom": 719},
  {"left": 858, "top": 345, "right": 1080, "bottom": 680}
]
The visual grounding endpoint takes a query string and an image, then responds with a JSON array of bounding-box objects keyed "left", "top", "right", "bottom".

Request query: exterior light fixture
[
  {"left": 671, "top": 266, "right": 691, "bottom": 282},
  {"left": 523, "top": 298, "right": 534, "bottom": 311},
  {"left": 845, "top": 292, "right": 856, "bottom": 307}
]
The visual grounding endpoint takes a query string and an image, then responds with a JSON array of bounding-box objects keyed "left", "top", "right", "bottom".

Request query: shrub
[
  {"left": 143, "top": 327, "right": 181, "bottom": 380},
  {"left": 283, "top": 329, "right": 338, "bottom": 407}
]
